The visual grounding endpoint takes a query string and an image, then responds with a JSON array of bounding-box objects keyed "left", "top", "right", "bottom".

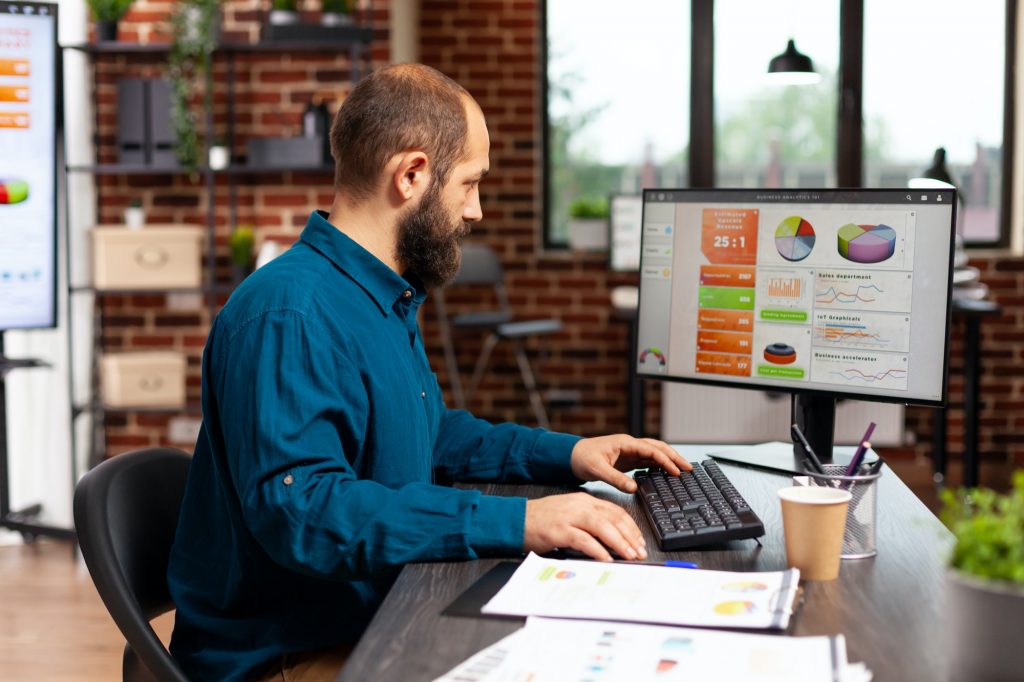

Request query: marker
[
  {"left": 791, "top": 423, "right": 826, "bottom": 474},
  {"left": 865, "top": 457, "right": 885, "bottom": 476},
  {"left": 845, "top": 422, "right": 877, "bottom": 476}
]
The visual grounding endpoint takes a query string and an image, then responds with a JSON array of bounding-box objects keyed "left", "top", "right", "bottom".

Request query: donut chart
[
  {"left": 838, "top": 223, "right": 896, "bottom": 263},
  {"left": 774, "top": 216, "right": 815, "bottom": 262},
  {"left": 764, "top": 343, "right": 796, "bottom": 365},
  {"left": 0, "top": 178, "right": 29, "bottom": 204}
]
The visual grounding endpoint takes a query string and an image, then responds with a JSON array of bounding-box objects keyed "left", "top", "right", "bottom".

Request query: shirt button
[
  {"left": 402, "top": 290, "right": 413, "bottom": 299},
  {"left": 421, "top": 391, "right": 426, "bottom": 398},
  {"left": 283, "top": 474, "right": 294, "bottom": 486}
]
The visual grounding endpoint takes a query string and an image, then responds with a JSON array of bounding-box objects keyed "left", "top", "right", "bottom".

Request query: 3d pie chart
[
  {"left": 838, "top": 223, "right": 897, "bottom": 263},
  {"left": 764, "top": 343, "right": 796, "bottom": 365},
  {"left": 774, "top": 216, "right": 815, "bottom": 262},
  {"left": 0, "top": 179, "right": 28, "bottom": 204}
]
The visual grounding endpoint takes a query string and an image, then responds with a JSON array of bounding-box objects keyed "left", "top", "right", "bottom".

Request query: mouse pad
[{"left": 440, "top": 561, "right": 524, "bottom": 619}]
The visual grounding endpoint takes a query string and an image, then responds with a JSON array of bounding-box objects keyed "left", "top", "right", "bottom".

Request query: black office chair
[
  {"left": 435, "top": 243, "right": 576, "bottom": 428},
  {"left": 73, "top": 447, "right": 192, "bottom": 682}
]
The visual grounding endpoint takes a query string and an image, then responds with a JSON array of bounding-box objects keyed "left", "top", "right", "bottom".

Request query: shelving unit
[{"left": 64, "top": 24, "right": 373, "bottom": 467}]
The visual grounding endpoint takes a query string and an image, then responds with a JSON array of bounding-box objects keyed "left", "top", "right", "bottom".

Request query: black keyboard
[{"left": 634, "top": 460, "right": 765, "bottom": 551}]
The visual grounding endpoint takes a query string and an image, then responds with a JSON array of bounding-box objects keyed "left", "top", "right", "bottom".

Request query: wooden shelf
[{"left": 61, "top": 31, "right": 374, "bottom": 55}]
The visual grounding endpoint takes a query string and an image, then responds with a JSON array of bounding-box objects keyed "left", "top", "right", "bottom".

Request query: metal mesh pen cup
[{"left": 804, "top": 464, "right": 882, "bottom": 559}]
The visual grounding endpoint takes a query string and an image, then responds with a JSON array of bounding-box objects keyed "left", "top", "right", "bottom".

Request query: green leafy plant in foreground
[{"left": 941, "top": 471, "right": 1024, "bottom": 585}]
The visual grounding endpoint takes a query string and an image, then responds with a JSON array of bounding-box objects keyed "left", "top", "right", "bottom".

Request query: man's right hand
[{"left": 523, "top": 492, "right": 648, "bottom": 562}]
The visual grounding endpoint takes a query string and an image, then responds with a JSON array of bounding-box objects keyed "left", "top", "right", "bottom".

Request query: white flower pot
[
  {"left": 321, "top": 12, "right": 353, "bottom": 27},
  {"left": 945, "top": 569, "right": 1024, "bottom": 681},
  {"left": 208, "top": 145, "right": 230, "bottom": 171},
  {"left": 567, "top": 218, "right": 608, "bottom": 251},
  {"left": 269, "top": 9, "right": 300, "bottom": 25},
  {"left": 124, "top": 206, "right": 145, "bottom": 229}
]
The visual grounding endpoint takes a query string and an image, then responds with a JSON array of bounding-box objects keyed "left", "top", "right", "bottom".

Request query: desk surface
[{"left": 338, "top": 446, "right": 953, "bottom": 681}]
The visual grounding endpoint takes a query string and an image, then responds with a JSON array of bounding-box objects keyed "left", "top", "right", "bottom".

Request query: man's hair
[{"left": 330, "top": 64, "right": 472, "bottom": 201}]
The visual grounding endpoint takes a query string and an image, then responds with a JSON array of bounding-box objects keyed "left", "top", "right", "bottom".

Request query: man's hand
[
  {"left": 570, "top": 435, "right": 692, "bottom": 494},
  {"left": 523, "top": 492, "right": 647, "bottom": 562}
]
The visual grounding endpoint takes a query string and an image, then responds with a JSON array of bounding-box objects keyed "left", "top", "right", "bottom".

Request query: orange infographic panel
[
  {"left": 696, "top": 352, "right": 752, "bottom": 377},
  {"left": 697, "top": 330, "right": 753, "bottom": 355},
  {"left": 700, "top": 208, "right": 759, "bottom": 265},
  {"left": 0, "top": 58, "right": 29, "bottom": 76},
  {"left": 699, "top": 265, "right": 756, "bottom": 288},
  {"left": 0, "top": 85, "right": 29, "bottom": 102},
  {"left": 697, "top": 309, "right": 754, "bottom": 332},
  {"left": 0, "top": 112, "right": 29, "bottom": 128}
]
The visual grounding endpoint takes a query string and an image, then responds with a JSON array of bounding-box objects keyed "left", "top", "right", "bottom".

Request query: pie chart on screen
[
  {"left": 838, "top": 223, "right": 897, "bottom": 263},
  {"left": 774, "top": 216, "right": 815, "bottom": 261},
  {"left": 0, "top": 179, "right": 29, "bottom": 204}
]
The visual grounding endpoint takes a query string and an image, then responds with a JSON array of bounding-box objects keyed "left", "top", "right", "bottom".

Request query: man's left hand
[{"left": 570, "top": 435, "right": 692, "bottom": 493}]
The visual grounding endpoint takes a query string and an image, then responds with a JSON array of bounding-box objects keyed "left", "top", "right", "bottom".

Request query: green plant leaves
[{"left": 941, "top": 471, "right": 1024, "bottom": 585}]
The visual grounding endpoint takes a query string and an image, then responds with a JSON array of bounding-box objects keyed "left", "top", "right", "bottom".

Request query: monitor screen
[
  {"left": 0, "top": 1, "right": 58, "bottom": 331},
  {"left": 636, "top": 188, "right": 956, "bottom": 407},
  {"left": 608, "top": 194, "right": 643, "bottom": 272}
]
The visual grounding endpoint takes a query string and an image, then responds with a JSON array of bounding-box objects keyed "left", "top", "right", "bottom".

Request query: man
[{"left": 167, "top": 64, "right": 690, "bottom": 681}]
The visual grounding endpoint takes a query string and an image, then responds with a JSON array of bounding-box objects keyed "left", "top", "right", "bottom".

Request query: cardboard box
[
  {"left": 101, "top": 352, "right": 187, "bottom": 408},
  {"left": 92, "top": 225, "right": 203, "bottom": 290}
]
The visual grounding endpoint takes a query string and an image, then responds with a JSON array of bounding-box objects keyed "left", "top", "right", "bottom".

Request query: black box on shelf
[
  {"left": 116, "top": 78, "right": 178, "bottom": 168},
  {"left": 262, "top": 21, "right": 368, "bottom": 43},
  {"left": 246, "top": 136, "right": 325, "bottom": 169}
]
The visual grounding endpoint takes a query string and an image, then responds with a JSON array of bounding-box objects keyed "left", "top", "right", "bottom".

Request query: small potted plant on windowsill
[
  {"left": 941, "top": 472, "right": 1024, "bottom": 681},
  {"left": 567, "top": 196, "right": 609, "bottom": 251},
  {"left": 269, "top": 0, "right": 300, "bottom": 26},
  {"left": 87, "top": 0, "right": 134, "bottom": 42},
  {"left": 124, "top": 197, "right": 145, "bottom": 229},
  {"left": 321, "top": 0, "right": 353, "bottom": 26},
  {"left": 229, "top": 226, "right": 256, "bottom": 284}
]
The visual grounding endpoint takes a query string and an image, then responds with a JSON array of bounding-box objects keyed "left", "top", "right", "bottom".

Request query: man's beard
[{"left": 395, "top": 182, "right": 471, "bottom": 289}]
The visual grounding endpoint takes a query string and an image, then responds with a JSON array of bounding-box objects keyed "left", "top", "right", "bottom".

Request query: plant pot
[
  {"left": 269, "top": 9, "right": 300, "bottom": 25},
  {"left": 321, "top": 12, "right": 353, "bottom": 27},
  {"left": 945, "top": 570, "right": 1024, "bottom": 681},
  {"left": 208, "top": 145, "right": 230, "bottom": 171},
  {"left": 95, "top": 20, "right": 118, "bottom": 42},
  {"left": 123, "top": 206, "right": 145, "bottom": 229},
  {"left": 567, "top": 218, "right": 609, "bottom": 251}
]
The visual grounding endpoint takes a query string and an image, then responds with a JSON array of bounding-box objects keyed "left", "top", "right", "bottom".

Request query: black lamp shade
[
  {"left": 768, "top": 39, "right": 817, "bottom": 75},
  {"left": 923, "top": 147, "right": 956, "bottom": 186}
]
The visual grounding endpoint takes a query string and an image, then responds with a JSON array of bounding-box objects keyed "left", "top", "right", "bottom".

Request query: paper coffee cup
[{"left": 778, "top": 485, "right": 852, "bottom": 581}]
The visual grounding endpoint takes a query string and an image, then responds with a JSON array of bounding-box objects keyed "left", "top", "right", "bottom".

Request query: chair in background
[
  {"left": 74, "top": 447, "right": 191, "bottom": 682},
  {"left": 435, "top": 243, "right": 576, "bottom": 429}
]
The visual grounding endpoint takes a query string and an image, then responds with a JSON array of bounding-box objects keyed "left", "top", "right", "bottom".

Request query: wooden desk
[{"left": 339, "top": 446, "right": 953, "bottom": 681}]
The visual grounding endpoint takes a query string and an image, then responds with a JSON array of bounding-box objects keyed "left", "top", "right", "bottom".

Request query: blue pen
[{"left": 611, "top": 559, "right": 699, "bottom": 569}]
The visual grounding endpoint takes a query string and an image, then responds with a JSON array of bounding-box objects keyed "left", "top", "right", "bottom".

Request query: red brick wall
[
  {"left": 93, "top": 0, "right": 391, "bottom": 454},
  {"left": 96, "top": 0, "right": 1024, "bottom": 474}
]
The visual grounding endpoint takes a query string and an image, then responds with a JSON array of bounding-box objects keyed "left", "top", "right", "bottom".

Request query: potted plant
[
  {"left": 269, "top": 0, "right": 300, "bottom": 25},
  {"left": 167, "top": 0, "right": 219, "bottom": 175},
  {"left": 567, "top": 196, "right": 609, "bottom": 251},
  {"left": 321, "top": 0, "right": 353, "bottom": 26},
  {"left": 941, "top": 472, "right": 1024, "bottom": 681},
  {"left": 229, "top": 226, "right": 256, "bottom": 283},
  {"left": 124, "top": 198, "right": 145, "bottom": 228},
  {"left": 208, "top": 138, "right": 230, "bottom": 170},
  {"left": 87, "top": 0, "right": 134, "bottom": 42}
]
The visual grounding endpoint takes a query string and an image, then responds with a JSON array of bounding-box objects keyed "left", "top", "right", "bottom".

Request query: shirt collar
[{"left": 299, "top": 210, "right": 426, "bottom": 316}]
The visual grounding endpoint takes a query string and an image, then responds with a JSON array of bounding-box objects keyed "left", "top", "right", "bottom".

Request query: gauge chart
[
  {"left": 0, "top": 179, "right": 28, "bottom": 205},
  {"left": 774, "top": 216, "right": 816, "bottom": 262}
]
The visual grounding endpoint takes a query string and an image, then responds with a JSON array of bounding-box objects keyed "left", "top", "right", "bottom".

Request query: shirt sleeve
[
  {"left": 210, "top": 311, "right": 527, "bottom": 581},
  {"left": 432, "top": 407, "right": 583, "bottom": 486}
]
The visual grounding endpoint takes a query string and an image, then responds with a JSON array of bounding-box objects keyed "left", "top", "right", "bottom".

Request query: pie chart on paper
[
  {"left": 0, "top": 179, "right": 29, "bottom": 204},
  {"left": 838, "top": 223, "right": 897, "bottom": 264},
  {"left": 774, "top": 216, "right": 815, "bottom": 262}
]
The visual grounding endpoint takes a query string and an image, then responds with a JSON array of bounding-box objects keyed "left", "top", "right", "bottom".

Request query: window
[
  {"left": 864, "top": 1, "right": 1008, "bottom": 244},
  {"left": 543, "top": 0, "right": 690, "bottom": 247}
]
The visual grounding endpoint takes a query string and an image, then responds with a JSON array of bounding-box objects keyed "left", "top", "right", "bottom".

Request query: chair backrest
[
  {"left": 452, "top": 243, "right": 504, "bottom": 287},
  {"left": 74, "top": 447, "right": 192, "bottom": 682}
]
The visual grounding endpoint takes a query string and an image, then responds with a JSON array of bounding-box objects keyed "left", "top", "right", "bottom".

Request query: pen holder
[{"left": 797, "top": 464, "right": 881, "bottom": 560}]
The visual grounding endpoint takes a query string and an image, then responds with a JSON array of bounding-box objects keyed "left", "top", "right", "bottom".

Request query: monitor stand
[{"left": 707, "top": 393, "right": 878, "bottom": 475}]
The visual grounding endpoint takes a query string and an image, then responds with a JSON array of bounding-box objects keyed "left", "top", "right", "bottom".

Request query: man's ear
[{"left": 391, "top": 151, "right": 430, "bottom": 202}]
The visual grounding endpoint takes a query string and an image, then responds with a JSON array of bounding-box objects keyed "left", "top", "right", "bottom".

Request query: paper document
[
  {"left": 481, "top": 553, "right": 800, "bottom": 630},
  {"left": 434, "top": 617, "right": 872, "bottom": 682}
]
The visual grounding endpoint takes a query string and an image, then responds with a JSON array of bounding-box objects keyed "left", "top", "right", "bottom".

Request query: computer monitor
[
  {"left": 636, "top": 188, "right": 957, "bottom": 473},
  {"left": 608, "top": 194, "right": 643, "bottom": 272}
]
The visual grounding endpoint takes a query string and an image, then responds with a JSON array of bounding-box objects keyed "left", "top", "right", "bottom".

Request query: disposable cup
[{"left": 778, "top": 485, "right": 852, "bottom": 581}]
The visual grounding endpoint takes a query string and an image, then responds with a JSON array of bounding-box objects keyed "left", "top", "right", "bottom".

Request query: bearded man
[{"left": 166, "top": 64, "right": 690, "bottom": 682}]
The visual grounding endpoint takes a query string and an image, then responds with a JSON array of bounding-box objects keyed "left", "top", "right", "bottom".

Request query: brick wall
[
  {"left": 96, "top": 0, "right": 1024, "bottom": 474},
  {"left": 93, "top": 0, "right": 391, "bottom": 454}
]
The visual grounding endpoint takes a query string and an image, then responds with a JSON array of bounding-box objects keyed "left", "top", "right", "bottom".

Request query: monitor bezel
[{"left": 635, "top": 186, "right": 957, "bottom": 409}]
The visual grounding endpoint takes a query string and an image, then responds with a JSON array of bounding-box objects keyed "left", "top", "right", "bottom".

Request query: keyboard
[{"left": 634, "top": 460, "right": 765, "bottom": 551}]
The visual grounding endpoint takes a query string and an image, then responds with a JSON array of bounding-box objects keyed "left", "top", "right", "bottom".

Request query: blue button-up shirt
[{"left": 167, "top": 211, "right": 581, "bottom": 681}]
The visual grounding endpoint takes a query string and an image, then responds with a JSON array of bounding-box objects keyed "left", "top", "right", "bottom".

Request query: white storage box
[
  {"left": 91, "top": 225, "right": 203, "bottom": 290},
  {"left": 101, "top": 352, "right": 187, "bottom": 408}
]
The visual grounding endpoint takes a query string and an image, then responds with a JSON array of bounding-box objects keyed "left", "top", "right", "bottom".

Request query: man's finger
[
  {"left": 565, "top": 528, "right": 614, "bottom": 562},
  {"left": 642, "top": 438, "right": 692, "bottom": 472}
]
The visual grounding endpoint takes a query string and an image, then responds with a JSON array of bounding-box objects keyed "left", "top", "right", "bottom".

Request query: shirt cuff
[
  {"left": 529, "top": 431, "right": 583, "bottom": 485},
  {"left": 467, "top": 494, "right": 527, "bottom": 555}
]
